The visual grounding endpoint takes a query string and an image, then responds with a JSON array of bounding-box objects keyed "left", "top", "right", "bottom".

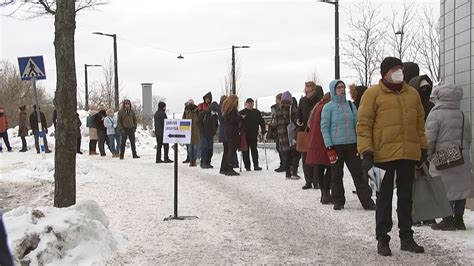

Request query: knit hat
[
  {"left": 380, "top": 57, "right": 403, "bottom": 78},
  {"left": 281, "top": 91, "right": 292, "bottom": 102}
]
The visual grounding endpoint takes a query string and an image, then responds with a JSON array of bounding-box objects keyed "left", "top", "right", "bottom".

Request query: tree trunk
[{"left": 53, "top": 0, "right": 77, "bottom": 208}]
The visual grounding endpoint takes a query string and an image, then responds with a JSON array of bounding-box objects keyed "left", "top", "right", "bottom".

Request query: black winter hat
[
  {"left": 402, "top": 62, "right": 420, "bottom": 83},
  {"left": 380, "top": 57, "right": 403, "bottom": 78}
]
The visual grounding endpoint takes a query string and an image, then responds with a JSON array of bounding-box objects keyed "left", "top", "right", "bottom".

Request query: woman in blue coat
[{"left": 320, "top": 79, "right": 374, "bottom": 210}]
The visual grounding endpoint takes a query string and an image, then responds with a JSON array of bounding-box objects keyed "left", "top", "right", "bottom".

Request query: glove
[
  {"left": 326, "top": 147, "right": 338, "bottom": 164},
  {"left": 418, "top": 149, "right": 428, "bottom": 167},
  {"left": 361, "top": 151, "right": 374, "bottom": 175}
]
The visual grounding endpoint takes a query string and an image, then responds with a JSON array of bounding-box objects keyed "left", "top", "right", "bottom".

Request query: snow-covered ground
[{"left": 1, "top": 115, "right": 473, "bottom": 264}]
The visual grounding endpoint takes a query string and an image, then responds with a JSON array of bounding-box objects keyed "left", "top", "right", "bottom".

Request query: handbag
[
  {"left": 238, "top": 130, "right": 248, "bottom": 152},
  {"left": 432, "top": 112, "right": 464, "bottom": 170},
  {"left": 412, "top": 164, "right": 453, "bottom": 223},
  {"left": 287, "top": 104, "right": 296, "bottom": 146},
  {"left": 296, "top": 128, "right": 309, "bottom": 152}
]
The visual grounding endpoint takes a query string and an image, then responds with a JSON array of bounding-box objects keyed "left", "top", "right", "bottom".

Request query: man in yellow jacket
[{"left": 357, "top": 57, "right": 428, "bottom": 256}]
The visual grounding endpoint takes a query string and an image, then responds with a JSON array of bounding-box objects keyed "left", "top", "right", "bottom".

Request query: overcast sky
[{"left": 1, "top": 0, "right": 438, "bottom": 113}]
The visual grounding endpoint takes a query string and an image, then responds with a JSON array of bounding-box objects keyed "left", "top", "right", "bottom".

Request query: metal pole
[
  {"left": 231, "top": 45, "right": 236, "bottom": 95},
  {"left": 85, "top": 64, "right": 89, "bottom": 111},
  {"left": 174, "top": 142, "right": 178, "bottom": 218},
  {"left": 335, "top": 0, "right": 340, "bottom": 80},
  {"left": 113, "top": 34, "right": 119, "bottom": 111},
  {"left": 32, "top": 78, "right": 46, "bottom": 157}
]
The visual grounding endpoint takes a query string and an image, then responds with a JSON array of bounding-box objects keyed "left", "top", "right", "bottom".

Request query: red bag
[{"left": 239, "top": 130, "right": 248, "bottom": 151}]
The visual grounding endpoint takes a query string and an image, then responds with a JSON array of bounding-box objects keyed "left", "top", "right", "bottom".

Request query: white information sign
[{"left": 163, "top": 119, "right": 192, "bottom": 144}]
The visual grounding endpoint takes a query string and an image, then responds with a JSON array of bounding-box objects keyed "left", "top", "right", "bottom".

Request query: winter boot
[
  {"left": 321, "top": 190, "right": 332, "bottom": 205},
  {"left": 454, "top": 214, "right": 466, "bottom": 230},
  {"left": 333, "top": 203, "right": 344, "bottom": 210},
  {"left": 400, "top": 238, "right": 424, "bottom": 253},
  {"left": 254, "top": 166, "right": 262, "bottom": 171},
  {"left": 302, "top": 184, "right": 312, "bottom": 190},
  {"left": 190, "top": 160, "right": 197, "bottom": 167},
  {"left": 292, "top": 168, "right": 301, "bottom": 179},
  {"left": 431, "top": 216, "right": 456, "bottom": 231},
  {"left": 119, "top": 153, "right": 124, "bottom": 160},
  {"left": 274, "top": 166, "right": 285, "bottom": 172},
  {"left": 164, "top": 158, "right": 173, "bottom": 163},
  {"left": 285, "top": 169, "right": 292, "bottom": 179},
  {"left": 377, "top": 240, "right": 391, "bottom": 256}
]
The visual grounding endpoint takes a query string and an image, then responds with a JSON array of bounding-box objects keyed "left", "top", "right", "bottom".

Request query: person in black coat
[
  {"left": 0, "top": 215, "right": 13, "bottom": 266},
  {"left": 197, "top": 102, "right": 219, "bottom": 168},
  {"left": 239, "top": 98, "right": 266, "bottom": 171},
  {"left": 154, "top": 102, "right": 172, "bottom": 163},
  {"left": 220, "top": 95, "right": 241, "bottom": 176},
  {"left": 29, "top": 105, "right": 51, "bottom": 153},
  {"left": 93, "top": 108, "right": 108, "bottom": 156},
  {"left": 76, "top": 113, "right": 83, "bottom": 154},
  {"left": 297, "top": 81, "right": 323, "bottom": 189}
]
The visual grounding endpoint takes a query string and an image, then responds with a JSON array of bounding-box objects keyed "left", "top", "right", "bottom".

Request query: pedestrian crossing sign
[{"left": 18, "top": 56, "right": 46, "bottom": 81}]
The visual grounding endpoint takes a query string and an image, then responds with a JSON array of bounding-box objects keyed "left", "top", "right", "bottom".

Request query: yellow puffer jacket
[{"left": 357, "top": 80, "right": 428, "bottom": 163}]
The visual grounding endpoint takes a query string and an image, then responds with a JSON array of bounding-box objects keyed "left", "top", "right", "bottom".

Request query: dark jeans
[
  {"left": 451, "top": 199, "right": 467, "bottom": 215},
  {"left": 21, "top": 136, "right": 27, "bottom": 150},
  {"left": 276, "top": 141, "right": 286, "bottom": 168},
  {"left": 242, "top": 136, "right": 259, "bottom": 169},
  {"left": 200, "top": 135, "right": 214, "bottom": 166},
  {"left": 0, "top": 132, "right": 11, "bottom": 151},
  {"left": 331, "top": 144, "right": 373, "bottom": 207},
  {"left": 220, "top": 141, "right": 237, "bottom": 172},
  {"left": 156, "top": 135, "right": 170, "bottom": 162},
  {"left": 302, "top": 153, "right": 319, "bottom": 186},
  {"left": 98, "top": 131, "right": 107, "bottom": 156},
  {"left": 120, "top": 128, "right": 138, "bottom": 156},
  {"left": 33, "top": 130, "right": 50, "bottom": 153},
  {"left": 375, "top": 160, "right": 416, "bottom": 242},
  {"left": 316, "top": 165, "right": 331, "bottom": 191}
]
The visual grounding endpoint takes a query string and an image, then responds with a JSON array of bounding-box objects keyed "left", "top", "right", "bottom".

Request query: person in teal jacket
[{"left": 320, "top": 79, "right": 374, "bottom": 211}]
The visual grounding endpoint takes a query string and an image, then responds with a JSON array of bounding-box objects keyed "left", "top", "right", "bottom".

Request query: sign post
[
  {"left": 163, "top": 119, "right": 198, "bottom": 221},
  {"left": 18, "top": 56, "right": 47, "bottom": 157}
]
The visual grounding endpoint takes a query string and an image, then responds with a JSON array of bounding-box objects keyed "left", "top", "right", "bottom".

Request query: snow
[{"left": 1, "top": 113, "right": 474, "bottom": 264}]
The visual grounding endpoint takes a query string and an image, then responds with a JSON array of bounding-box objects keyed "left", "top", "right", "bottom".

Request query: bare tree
[
  {"left": 414, "top": 7, "right": 440, "bottom": 83},
  {"left": 88, "top": 57, "right": 115, "bottom": 109},
  {"left": 343, "top": 0, "right": 385, "bottom": 87},
  {"left": 387, "top": 1, "right": 419, "bottom": 62},
  {"left": 4, "top": 0, "right": 106, "bottom": 208},
  {"left": 220, "top": 57, "right": 241, "bottom": 96},
  {"left": 152, "top": 95, "right": 166, "bottom": 112},
  {"left": 307, "top": 68, "right": 322, "bottom": 85}
]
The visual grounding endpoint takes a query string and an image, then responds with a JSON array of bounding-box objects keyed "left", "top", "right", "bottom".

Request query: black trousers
[
  {"left": 0, "top": 218, "right": 13, "bottom": 266},
  {"left": 120, "top": 128, "right": 138, "bottom": 156},
  {"left": 0, "top": 132, "right": 11, "bottom": 151},
  {"left": 156, "top": 135, "right": 170, "bottom": 162},
  {"left": 316, "top": 164, "right": 331, "bottom": 191},
  {"left": 77, "top": 137, "right": 81, "bottom": 153},
  {"left": 220, "top": 140, "right": 237, "bottom": 172},
  {"left": 89, "top": 140, "right": 97, "bottom": 153},
  {"left": 21, "top": 136, "right": 27, "bottom": 150},
  {"left": 302, "top": 153, "right": 320, "bottom": 186},
  {"left": 284, "top": 148, "right": 300, "bottom": 173},
  {"left": 331, "top": 144, "right": 373, "bottom": 207},
  {"left": 98, "top": 132, "right": 107, "bottom": 156},
  {"left": 242, "top": 136, "right": 259, "bottom": 169},
  {"left": 375, "top": 160, "right": 416, "bottom": 242}
]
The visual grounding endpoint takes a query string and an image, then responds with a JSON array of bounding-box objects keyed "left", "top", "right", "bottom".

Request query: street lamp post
[
  {"left": 319, "top": 0, "right": 339, "bottom": 79},
  {"left": 395, "top": 30, "right": 404, "bottom": 61},
  {"left": 93, "top": 32, "right": 119, "bottom": 111},
  {"left": 84, "top": 64, "right": 102, "bottom": 111},
  {"left": 231, "top": 45, "right": 250, "bottom": 95}
]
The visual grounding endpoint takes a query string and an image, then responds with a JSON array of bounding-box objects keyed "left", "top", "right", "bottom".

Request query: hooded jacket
[
  {"left": 198, "top": 102, "right": 219, "bottom": 138},
  {"left": 425, "top": 84, "right": 473, "bottom": 200},
  {"left": 357, "top": 80, "right": 428, "bottom": 163},
  {"left": 408, "top": 75, "right": 434, "bottom": 120},
  {"left": 320, "top": 80, "right": 358, "bottom": 148},
  {"left": 117, "top": 101, "right": 137, "bottom": 132},
  {"left": 198, "top": 92, "right": 212, "bottom": 111}
]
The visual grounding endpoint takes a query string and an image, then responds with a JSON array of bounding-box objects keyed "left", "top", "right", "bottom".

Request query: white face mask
[{"left": 391, "top": 69, "right": 404, "bottom": 84}]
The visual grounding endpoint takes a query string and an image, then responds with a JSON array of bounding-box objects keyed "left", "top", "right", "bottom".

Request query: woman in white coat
[{"left": 425, "top": 83, "right": 474, "bottom": 231}]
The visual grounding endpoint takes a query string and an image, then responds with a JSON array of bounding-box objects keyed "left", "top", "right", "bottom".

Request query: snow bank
[
  {"left": 0, "top": 156, "right": 92, "bottom": 183},
  {"left": 3, "top": 200, "right": 129, "bottom": 265}
]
